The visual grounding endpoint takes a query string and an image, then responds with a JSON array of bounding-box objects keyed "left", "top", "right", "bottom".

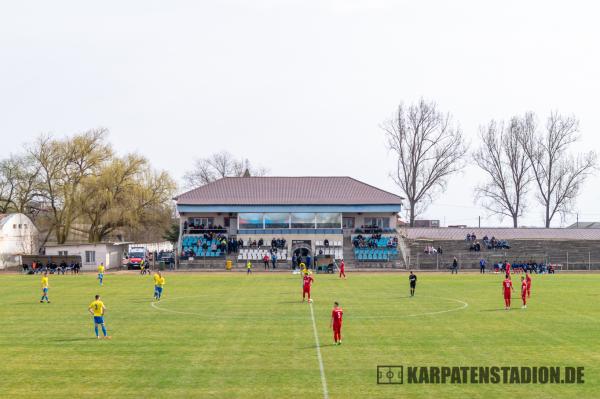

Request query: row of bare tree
[
  {"left": 182, "top": 151, "right": 267, "bottom": 188},
  {"left": 0, "top": 129, "right": 176, "bottom": 247},
  {"left": 384, "top": 99, "right": 597, "bottom": 228}
]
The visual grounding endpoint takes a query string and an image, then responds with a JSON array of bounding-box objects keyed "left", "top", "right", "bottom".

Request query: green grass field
[{"left": 0, "top": 271, "right": 598, "bottom": 398}]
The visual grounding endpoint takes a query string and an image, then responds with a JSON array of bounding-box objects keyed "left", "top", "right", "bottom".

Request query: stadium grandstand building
[{"left": 174, "top": 177, "right": 403, "bottom": 266}]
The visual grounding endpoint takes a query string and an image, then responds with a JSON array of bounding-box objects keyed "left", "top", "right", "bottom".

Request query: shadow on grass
[
  {"left": 129, "top": 299, "right": 155, "bottom": 303},
  {"left": 53, "top": 337, "right": 96, "bottom": 342},
  {"left": 480, "top": 308, "right": 508, "bottom": 312}
]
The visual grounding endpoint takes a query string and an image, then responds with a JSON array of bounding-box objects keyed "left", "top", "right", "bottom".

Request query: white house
[
  {"left": 44, "top": 242, "right": 130, "bottom": 271},
  {"left": 0, "top": 213, "right": 39, "bottom": 269}
]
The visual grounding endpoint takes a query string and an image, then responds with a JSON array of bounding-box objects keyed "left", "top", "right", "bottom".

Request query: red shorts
[
  {"left": 503, "top": 291, "right": 511, "bottom": 298},
  {"left": 303, "top": 286, "right": 310, "bottom": 293}
]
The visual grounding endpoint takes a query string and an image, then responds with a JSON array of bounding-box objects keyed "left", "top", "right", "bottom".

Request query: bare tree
[
  {"left": 518, "top": 111, "right": 597, "bottom": 227},
  {"left": 0, "top": 155, "right": 41, "bottom": 214},
  {"left": 473, "top": 116, "right": 533, "bottom": 227},
  {"left": 183, "top": 151, "right": 267, "bottom": 188},
  {"left": 383, "top": 99, "right": 468, "bottom": 226}
]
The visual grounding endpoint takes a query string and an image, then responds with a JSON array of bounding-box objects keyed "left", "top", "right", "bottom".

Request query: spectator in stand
[
  {"left": 437, "top": 246, "right": 443, "bottom": 255},
  {"left": 466, "top": 233, "right": 471, "bottom": 241},
  {"left": 263, "top": 254, "right": 270, "bottom": 270},
  {"left": 451, "top": 257, "right": 458, "bottom": 274},
  {"left": 471, "top": 232, "right": 476, "bottom": 241},
  {"left": 482, "top": 235, "right": 489, "bottom": 246},
  {"left": 324, "top": 239, "right": 329, "bottom": 247},
  {"left": 306, "top": 254, "right": 312, "bottom": 269},
  {"left": 258, "top": 238, "right": 264, "bottom": 247},
  {"left": 271, "top": 253, "right": 277, "bottom": 269}
]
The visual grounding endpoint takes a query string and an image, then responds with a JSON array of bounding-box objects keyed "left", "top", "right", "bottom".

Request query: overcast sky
[{"left": 1, "top": 0, "right": 599, "bottom": 227}]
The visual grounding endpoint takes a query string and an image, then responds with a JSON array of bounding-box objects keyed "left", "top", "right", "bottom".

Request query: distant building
[
  {"left": 44, "top": 242, "right": 130, "bottom": 271},
  {"left": 0, "top": 213, "right": 38, "bottom": 269},
  {"left": 413, "top": 219, "right": 440, "bottom": 228},
  {"left": 175, "top": 176, "right": 403, "bottom": 262}
]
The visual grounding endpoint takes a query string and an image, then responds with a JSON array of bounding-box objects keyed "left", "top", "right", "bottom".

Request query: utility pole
[{"left": 478, "top": 216, "right": 481, "bottom": 228}]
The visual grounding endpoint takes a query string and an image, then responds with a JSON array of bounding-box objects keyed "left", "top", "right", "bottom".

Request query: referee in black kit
[{"left": 409, "top": 271, "right": 417, "bottom": 297}]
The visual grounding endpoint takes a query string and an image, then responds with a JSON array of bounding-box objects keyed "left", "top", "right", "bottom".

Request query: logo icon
[{"left": 377, "top": 365, "right": 403, "bottom": 384}]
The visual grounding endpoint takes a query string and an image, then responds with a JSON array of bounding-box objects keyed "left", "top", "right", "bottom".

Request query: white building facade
[
  {"left": 45, "top": 242, "right": 130, "bottom": 271},
  {"left": 0, "top": 213, "right": 39, "bottom": 269}
]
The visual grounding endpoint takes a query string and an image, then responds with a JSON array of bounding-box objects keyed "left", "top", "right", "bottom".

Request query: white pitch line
[{"left": 309, "top": 302, "right": 329, "bottom": 399}]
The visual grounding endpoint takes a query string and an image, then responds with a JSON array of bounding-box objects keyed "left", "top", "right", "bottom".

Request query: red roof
[{"left": 176, "top": 177, "right": 404, "bottom": 205}]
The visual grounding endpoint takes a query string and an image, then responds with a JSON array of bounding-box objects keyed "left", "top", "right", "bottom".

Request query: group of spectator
[
  {"left": 292, "top": 253, "right": 311, "bottom": 269},
  {"left": 465, "top": 232, "right": 478, "bottom": 241},
  {"left": 182, "top": 235, "right": 289, "bottom": 258},
  {"left": 23, "top": 260, "right": 81, "bottom": 274},
  {"left": 244, "top": 237, "right": 287, "bottom": 249},
  {"left": 465, "top": 234, "right": 511, "bottom": 251},
  {"left": 483, "top": 236, "right": 510, "bottom": 250},
  {"left": 493, "top": 260, "right": 554, "bottom": 274},
  {"left": 352, "top": 234, "right": 398, "bottom": 249},
  {"left": 423, "top": 245, "right": 443, "bottom": 255},
  {"left": 183, "top": 220, "right": 226, "bottom": 234},
  {"left": 261, "top": 247, "right": 282, "bottom": 270},
  {"left": 469, "top": 242, "right": 482, "bottom": 252}
]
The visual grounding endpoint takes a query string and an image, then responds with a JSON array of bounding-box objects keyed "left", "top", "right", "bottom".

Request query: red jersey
[
  {"left": 506, "top": 263, "right": 511, "bottom": 274},
  {"left": 526, "top": 274, "right": 531, "bottom": 287},
  {"left": 340, "top": 261, "right": 345, "bottom": 270},
  {"left": 303, "top": 275, "right": 314, "bottom": 288},
  {"left": 332, "top": 307, "right": 343, "bottom": 326},
  {"left": 521, "top": 281, "right": 527, "bottom": 296},
  {"left": 503, "top": 278, "right": 513, "bottom": 292}
]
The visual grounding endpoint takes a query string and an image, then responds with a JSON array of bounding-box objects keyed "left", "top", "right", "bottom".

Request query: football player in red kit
[
  {"left": 502, "top": 274, "right": 514, "bottom": 310},
  {"left": 525, "top": 271, "right": 532, "bottom": 298},
  {"left": 520, "top": 275, "right": 528, "bottom": 309},
  {"left": 302, "top": 271, "right": 314, "bottom": 302},
  {"left": 505, "top": 261, "right": 511, "bottom": 275},
  {"left": 330, "top": 301, "right": 343, "bottom": 345},
  {"left": 339, "top": 260, "right": 346, "bottom": 279}
]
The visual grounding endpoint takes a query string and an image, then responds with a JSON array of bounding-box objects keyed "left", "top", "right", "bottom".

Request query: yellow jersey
[
  {"left": 89, "top": 300, "right": 105, "bottom": 316},
  {"left": 41, "top": 276, "right": 49, "bottom": 288},
  {"left": 158, "top": 276, "right": 166, "bottom": 287},
  {"left": 98, "top": 265, "right": 105, "bottom": 274},
  {"left": 247, "top": 262, "right": 252, "bottom": 269},
  {"left": 153, "top": 273, "right": 160, "bottom": 285}
]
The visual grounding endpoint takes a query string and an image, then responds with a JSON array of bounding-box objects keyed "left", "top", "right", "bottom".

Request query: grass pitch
[{"left": 0, "top": 271, "right": 598, "bottom": 398}]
